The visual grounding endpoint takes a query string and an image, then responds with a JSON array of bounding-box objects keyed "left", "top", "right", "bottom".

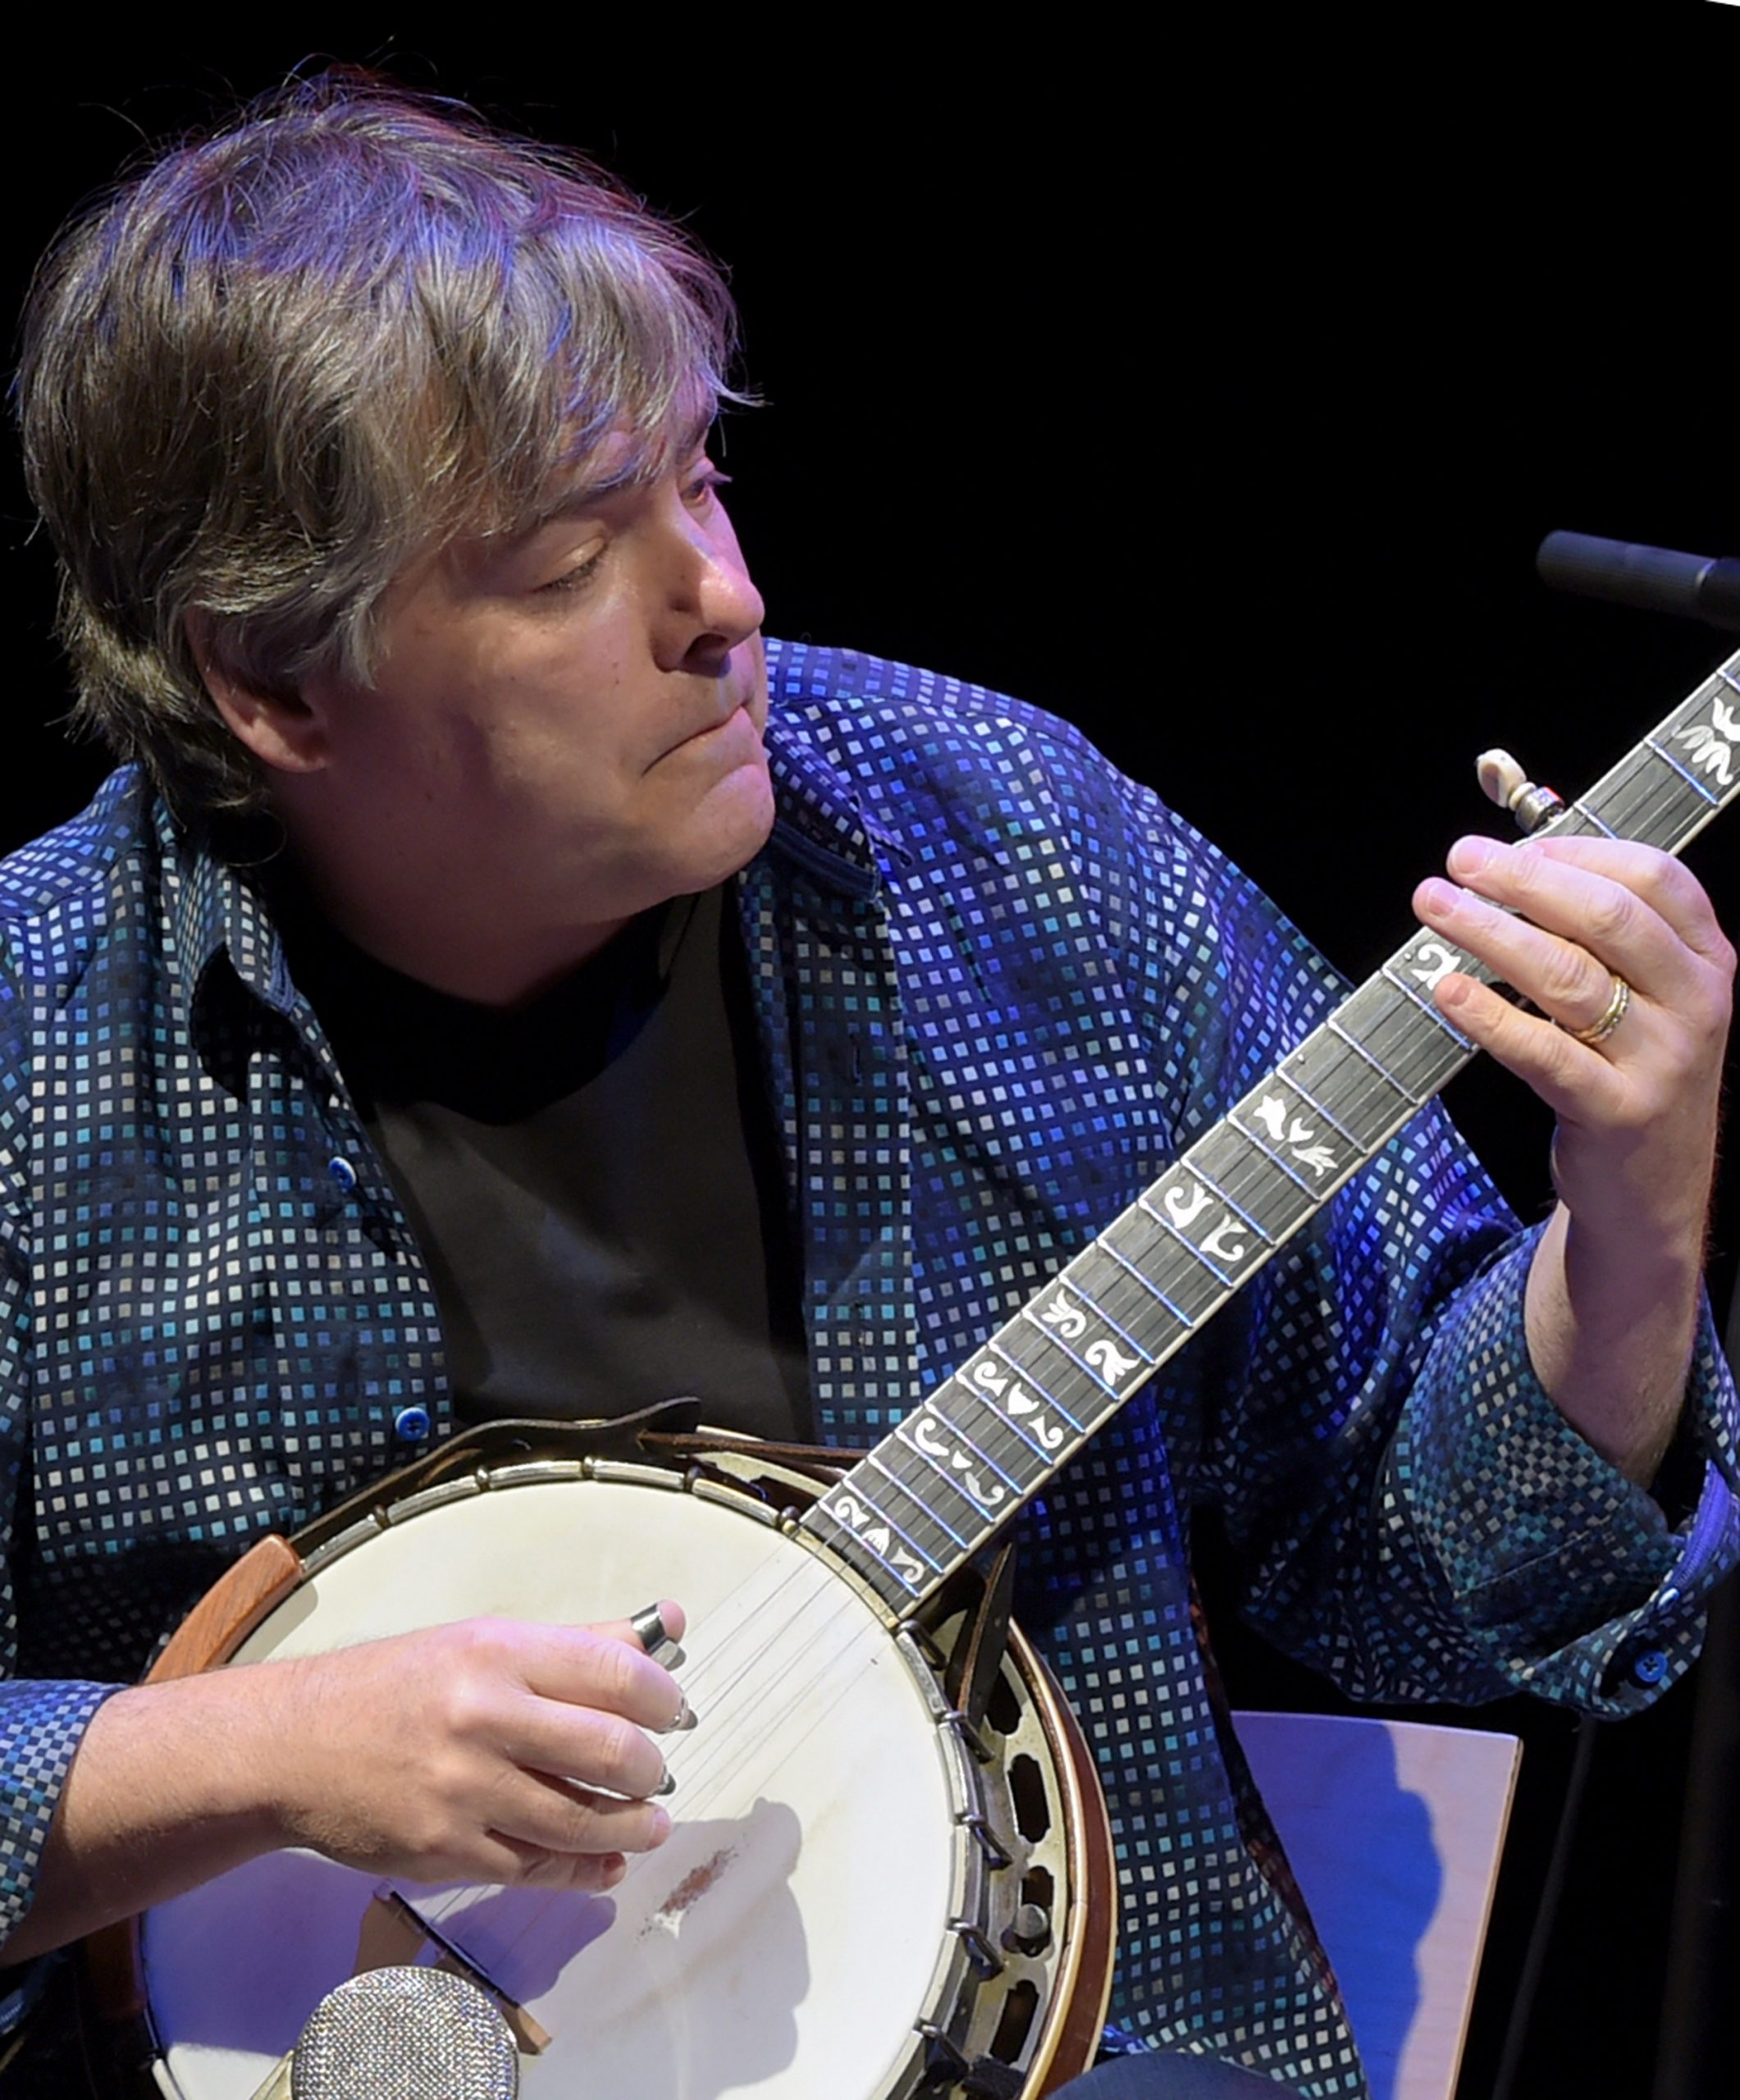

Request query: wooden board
[{"left": 1235, "top": 1711, "right": 1521, "bottom": 2100}]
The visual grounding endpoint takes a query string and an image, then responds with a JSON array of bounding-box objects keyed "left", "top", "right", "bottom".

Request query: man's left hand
[{"left": 1413, "top": 833, "right": 1734, "bottom": 1483}]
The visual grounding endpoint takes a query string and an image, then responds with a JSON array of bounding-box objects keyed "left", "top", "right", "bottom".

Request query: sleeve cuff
[
  {"left": 0, "top": 1680, "right": 124, "bottom": 1947},
  {"left": 1395, "top": 1230, "right": 1740, "bottom": 1714}
]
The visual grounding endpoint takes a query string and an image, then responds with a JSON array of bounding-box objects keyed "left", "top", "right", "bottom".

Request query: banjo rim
[{"left": 86, "top": 1424, "right": 1116, "bottom": 2098}]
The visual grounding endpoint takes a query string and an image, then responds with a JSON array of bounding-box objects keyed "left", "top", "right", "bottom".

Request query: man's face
[{"left": 281, "top": 425, "right": 773, "bottom": 993}]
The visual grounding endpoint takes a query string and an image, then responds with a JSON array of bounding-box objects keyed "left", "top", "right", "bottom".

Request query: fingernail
[
  {"left": 648, "top": 1807, "right": 672, "bottom": 1846},
  {"left": 1450, "top": 837, "right": 1496, "bottom": 874}
]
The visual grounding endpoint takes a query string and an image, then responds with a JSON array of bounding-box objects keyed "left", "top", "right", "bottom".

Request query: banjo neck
[{"left": 801, "top": 648, "right": 1740, "bottom": 1621}]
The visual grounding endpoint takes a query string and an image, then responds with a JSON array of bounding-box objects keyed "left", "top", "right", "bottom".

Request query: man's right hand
[{"left": 2, "top": 1604, "right": 687, "bottom": 1964}]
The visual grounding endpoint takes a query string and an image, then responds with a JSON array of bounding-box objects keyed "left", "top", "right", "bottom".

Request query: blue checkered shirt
[{"left": 3, "top": 641, "right": 1737, "bottom": 2091}]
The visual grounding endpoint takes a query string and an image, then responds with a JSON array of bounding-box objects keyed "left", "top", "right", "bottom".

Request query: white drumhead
[{"left": 143, "top": 1474, "right": 960, "bottom": 2100}]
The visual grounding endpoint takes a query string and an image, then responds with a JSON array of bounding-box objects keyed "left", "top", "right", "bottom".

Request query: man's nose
[
  {"left": 692, "top": 534, "right": 765, "bottom": 651},
  {"left": 667, "top": 515, "right": 764, "bottom": 667}
]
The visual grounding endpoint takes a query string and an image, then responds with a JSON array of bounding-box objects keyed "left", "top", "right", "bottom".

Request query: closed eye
[
  {"left": 537, "top": 548, "right": 607, "bottom": 596},
  {"left": 684, "top": 464, "right": 732, "bottom": 508}
]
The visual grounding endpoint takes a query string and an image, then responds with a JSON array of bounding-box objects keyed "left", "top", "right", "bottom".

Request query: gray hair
[{"left": 16, "top": 72, "right": 743, "bottom": 822}]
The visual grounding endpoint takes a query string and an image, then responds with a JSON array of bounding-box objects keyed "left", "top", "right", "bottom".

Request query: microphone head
[{"left": 290, "top": 1965, "right": 519, "bottom": 2099}]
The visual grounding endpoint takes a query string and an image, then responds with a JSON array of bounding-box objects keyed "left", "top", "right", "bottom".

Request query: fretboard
[{"left": 802, "top": 651, "right": 1740, "bottom": 1618}]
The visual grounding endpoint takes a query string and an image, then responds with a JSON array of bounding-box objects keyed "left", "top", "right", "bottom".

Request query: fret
[
  {"left": 992, "top": 1317, "right": 1125, "bottom": 1427},
  {"left": 1288, "top": 1022, "right": 1418, "bottom": 1137},
  {"left": 1226, "top": 1107, "right": 1327, "bottom": 1200},
  {"left": 1098, "top": 1229, "right": 1201, "bottom": 1331},
  {"left": 1019, "top": 1293, "right": 1153, "bottom": 1403},
  {"left": 1054, "top": 1254, "right": 1174, "bottom": 1344},
  {"left": 1584, "top": 765, "right": 1712, "bottom": 852},
  {"left": 806, "top": 1492, "right": 926, "bottom": 1604},
  {"left": 922, "top": 1410, "right": 1022, "bottom": 1502},
  {"left": 1099, "top": 1197, "right": 1178, "bottom": 1279},
  {"left": 1584, "top": 679, "right": 1738, "bottom": 840},
  {"left": 1582, "top": 766, "right": 1683, "bottom": 846},
  {"left": 893, "top": 1408, "right": 1007, "bottom": 1538},
  {"left": 1137, "top": 1184, "right": 1269, "bottom": 1293},
  {"left": 1393, "top": 927, "right": 1484, "bottom": 998},
  {"left": 980, "top": 1323, "right": 1069, "bottom": 1407},
  {"left": 1564, "top": 801, "right": 1617, "bottom": 838},
  {"left": 827, "top": 1471, "right": 944, "bottom": 1577},
  {"left": 981, "top": 1340, "right": 1088, "bottom": 1435},
  {"left": 1644, "top": 734, "right": 1723, "bottom": 805},
  {"left": 1272, "top": 1073, "right": 1360, "bottom": 1153},
  {"left": 1126, "top": 1195, "right": 1244, "bottom": 1319},
  {"left": 951, "top": 1371, "right": 1051, "bottom": 1463},
  {"left": 1380, "top": 961, "right": 1477, "bottom": 1046},
  {"left": 1063, "top": 1239, "right": 1195, "bottom": 1358},
  {"left": 1327, "top": 1013, "right": 1427, "bottom": 1108},
  {"left": 953, "top": 1371, "right": 1070, "bottom": 1474},
  {"left": 1137, "top": 1193, "right": 1237, "bottom": 1288},
  {"left": 863, "top": 1446, "right": 974, "bottom": 1573},
  {"left": 1182, "top": 1151, "right": 1276, "bottom": 1246},
  {"left": 1020, "top": 1298, "right": 1151, "bottom": 1399},
  {"left": 1226, "top": 1079, "right": 1359, "bottom": 1206},
  {"left": 865, "top": 1448, "right": 971, "bottom": 1554},
  {"left": 950, "top": 1352, "right": 1077, "bottom": 1471},
  {"left": 1334, "top": 979, "right": 1472, "bottom": 1102},
  {"left": 893, "top": 1426, "right": 1015, "bottom": 1532}
]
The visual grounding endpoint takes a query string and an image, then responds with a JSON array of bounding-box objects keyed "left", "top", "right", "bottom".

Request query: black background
[{"left": 2, "top": 12, "right": 1737, "bottom": 2095}]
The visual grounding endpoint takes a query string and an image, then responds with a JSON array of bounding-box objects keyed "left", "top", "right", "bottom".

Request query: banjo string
[
  {"left": 494, "top": 1599, "right": 897, "bottom": 1970},
  {"left": 409, "top": 1514, "right": 820, "bottom": 1938},
  {"left": 422, "top": 1575, "right": 895, "bottom": 1965},
  {"left": 637, "top": 1582, "right": 889, "bottom": 1819},
  {"left": 439, "top": 1555, "right": 891, "bottom": 1936},
  {"left": 416, "top": 1513, "right": 934, "bottom": 1966}
]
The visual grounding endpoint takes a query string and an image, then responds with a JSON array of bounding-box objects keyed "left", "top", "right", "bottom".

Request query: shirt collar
[
  {"left": 158, "top": 801, "right": 315, "bottom": 1059},
  {"left": 760, "top": 642, "right": 900, "bottom": 900}
]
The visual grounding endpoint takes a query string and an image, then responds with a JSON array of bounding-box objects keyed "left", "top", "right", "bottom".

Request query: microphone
[
  {"left": 249, "top": 1965, "right": 520, "bottom": 2100},
  {"left": 1537, "top": 531, "right": 1740, "bottom": 632}
]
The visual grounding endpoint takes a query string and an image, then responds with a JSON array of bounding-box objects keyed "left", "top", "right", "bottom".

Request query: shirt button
[
  {"left": 327, "top": 1155, "right": 359, "bottom": 1194},
  {"left": 393, "top": 1404, "right": 432, "bottom": 1443},
  {"left": 1630, "top": 1647, "right": 1668, "bottom": 1687}
]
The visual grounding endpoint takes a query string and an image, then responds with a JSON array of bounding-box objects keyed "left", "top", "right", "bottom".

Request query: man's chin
[
  {"left": 722, "top": 758, "right": 779, "bottom": 869},
  {"left": 648, "top": 757, "right": 776, "bottom": 902}
]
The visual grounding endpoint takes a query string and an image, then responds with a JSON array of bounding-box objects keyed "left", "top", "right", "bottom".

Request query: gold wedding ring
[{"left": 1569, "top": 973, "right": 1632, "bottom": 1047}]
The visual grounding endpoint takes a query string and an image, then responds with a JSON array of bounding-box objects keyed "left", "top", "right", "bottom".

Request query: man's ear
[{"left": 185, "top": 610, "right": 330, "bottom": 775}]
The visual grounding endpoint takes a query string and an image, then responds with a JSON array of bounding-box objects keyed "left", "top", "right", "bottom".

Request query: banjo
[{"left": 89, "top": 650, "right": 1740, "bottom": 2098}]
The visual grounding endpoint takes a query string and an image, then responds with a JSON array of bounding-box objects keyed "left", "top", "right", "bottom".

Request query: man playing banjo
[{"left": 1, "top": 74, "right": 1736, "bottom": 2098}]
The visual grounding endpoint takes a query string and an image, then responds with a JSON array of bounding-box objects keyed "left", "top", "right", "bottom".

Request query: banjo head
[{"left": 135, "top": 1459, "right": 1071, "bottom": 2100}]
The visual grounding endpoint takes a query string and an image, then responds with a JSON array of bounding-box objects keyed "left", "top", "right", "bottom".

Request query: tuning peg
[{"left": 1476, "top": 748, "right": 1565, "bottom": 834}]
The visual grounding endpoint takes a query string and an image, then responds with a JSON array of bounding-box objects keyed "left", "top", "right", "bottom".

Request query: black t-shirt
[{"left": 276, "top": 883, "right": 811, "bottom": 1440}]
